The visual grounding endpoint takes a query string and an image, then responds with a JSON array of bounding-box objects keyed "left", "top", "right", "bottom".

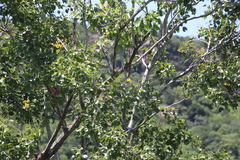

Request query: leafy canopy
[{"left": 0, "top": 0, "right": 239, "bottom": 159}]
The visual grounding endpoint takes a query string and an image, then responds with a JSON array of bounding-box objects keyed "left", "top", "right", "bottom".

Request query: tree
[{"left": 0, "top": 0, "right": 239, "bottom": 159}]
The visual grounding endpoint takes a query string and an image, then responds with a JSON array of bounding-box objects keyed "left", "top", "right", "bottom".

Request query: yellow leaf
[
  {"left": 126, "top": 78, "right": 131, "bottom": 82},
  {"left": 24, "top": 103, "right": 30, "bottom": 109},
  {"left": 223, "top": 83, "right": 230, "bottom": 86},
  {"left": 23, "top": 99, "right": 30, "bottom": 104}
]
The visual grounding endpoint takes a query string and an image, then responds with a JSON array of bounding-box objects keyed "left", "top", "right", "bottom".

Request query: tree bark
[{"left": 33, "top": 117, "right": 81, "bottom": 160}]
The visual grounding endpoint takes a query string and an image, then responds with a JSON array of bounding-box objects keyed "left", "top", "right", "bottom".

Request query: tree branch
[
  {"left": 56, "top": 37, "right": 68, "bottom": 52},
  {"left": 126, "top": 97, "right": 188, "bottom": 133},
  {"left": 102, "top": 31, "right": 152, "bottom": 85},
  {"left": 50, "top": 116, "right": 81, "bottom": 156},
  {"left": 133, "top": 5, "right": 220, "bottom": 65},
  {"left": 127, "top": 23, "right": 237, "bottom": 135},
  {"left": 159, "top": 29, "right": 237, "bottom": 97},
  {"left": 119, "top": 0, "right": 154, "bottom": 31},
  {"left": 100, "top": 43, "right": 114, "bottom": 74},
  {"left": 38, "top": 95, "right": 74, "bottom": 160},
  {"left": 33, "top": 115, "right": 81, "bottom": 160},
  {"left": 111, "top": 0, "right": 155, "bottom": 72}
]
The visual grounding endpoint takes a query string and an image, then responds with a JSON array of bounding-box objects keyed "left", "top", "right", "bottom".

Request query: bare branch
[
  {"left": 126, "top": 97, "right": 188, "bottom": 133},
  {"left": 100, "top": 43, "right": 114, "bottom": 73},
  {"left": 141, "top": 56, "right": 147, "bottom": 68},
  {"left": 3, "top": 151, "right": 11, "bottom": 159},
  {"left": 34, "top": 116, "right": 81, "bottom": 160},
  {"left": 0, "top": 16, "right": 14, "bottom": 37},
  {"left": 78, "top": 90, "right": 86, "bottom": 110},
  {"left": 160, "top": 7, "right": 173, "bottom": 38},
  {"left": 121, "top": 105, "right": 127, "bottom": 130},
  {"left": 111, "top": 0, "right": 155, "bottom": 71},
  {"left": 50, "top": 116, "right": 81, "bottom": 156},
  {"left": 103, "top": 1, "right": 220, "bottom": 85},
  {"left": 159, "top": 29, "right": 237, "bottom": 96},
  {"left": 127, "top": 24, "right": 237, "bottom": 135},
  {"left": 119, "top": 0, "right": 154, "bottom": 31},
  {"left": 133, "top": 5, "right": 220, "bottom": 65},
  {"left": 56, "top": 37, "right": 68, "bottom": 52},
  {"left": 83, "top": 0, "right": 89, "bottom": 53},
  {"left": 61, "top": 95, "right": 74, "bottom": 122},
  {"left": 102, "top": 31, "right": 152, "bottom": 85},
  {"left": 72, "top": 0, "right": 77, "bottom": 47},
  {"left": 112, "top": 33, "right": 120, "bottom": 72},
  {"left": 41, "top": 95, "right": 73, "bottom": 156}
]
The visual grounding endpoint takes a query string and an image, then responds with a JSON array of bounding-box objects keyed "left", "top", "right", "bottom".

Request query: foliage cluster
[{"left": 0, "top": 0, "right": 239, "bottom": 159}]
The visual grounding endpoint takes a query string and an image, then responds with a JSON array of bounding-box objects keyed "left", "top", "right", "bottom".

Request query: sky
[
  {"left": 141, "top": 0, "right": 212, "bottom": 37},
  {"left": 89, "top": 0, "right": 212, "bottom": 37}
]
